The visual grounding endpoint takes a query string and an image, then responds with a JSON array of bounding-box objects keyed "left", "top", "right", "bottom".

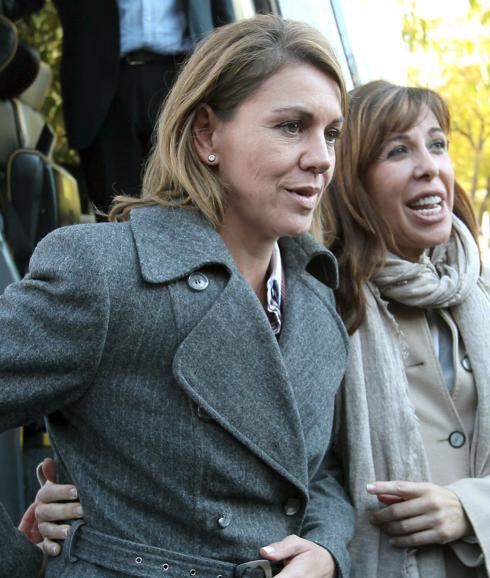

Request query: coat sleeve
[
  {"left": 0, "top": 226, "right": 109, "bottom": 431},
  {"left": 447, "top": 476, "right": 490, "bottom": 575},
  {"left": 301, "top": 441, "right": 355, "bottom": 578},
  {"left": 0, "top": 503, "right": 44, "bottom": 576}
]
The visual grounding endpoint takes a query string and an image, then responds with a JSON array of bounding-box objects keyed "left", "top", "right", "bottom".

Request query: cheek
[
  {"left": 447, "top": 176, "right": 455, "bottom": 210},
  {"left": 368, "top": 173, "right": 403, "bottom": 216}
]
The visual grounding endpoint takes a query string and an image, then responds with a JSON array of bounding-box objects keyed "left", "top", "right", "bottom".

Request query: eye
[
  {"left": 279, "top": 121, "right": 302, "bottom": 135},
  {"left": 387, "top": 144, "right": 408, "bottom": 159},
  {"left": 325, "top": 128, "right": 341, "bottom": 145},
  {"left": 430, "top": 139, "right": 447, "bottom": 152}
]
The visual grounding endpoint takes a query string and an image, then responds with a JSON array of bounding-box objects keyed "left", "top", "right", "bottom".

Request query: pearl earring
[{"left": 208, "top": 154, "right": 216, "bottom": 163}]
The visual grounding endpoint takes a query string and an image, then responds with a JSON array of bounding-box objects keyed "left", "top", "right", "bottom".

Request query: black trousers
[{"left": 78, "top": 55, "right": 185, "bottom": 216}]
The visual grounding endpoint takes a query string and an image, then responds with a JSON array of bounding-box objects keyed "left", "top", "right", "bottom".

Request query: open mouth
[
  {"left": 407, "top": 195, "right": 443, "bottom": 216},
  {"left": 285, "top": 187, "right": 319, "bottom": 210},
  {"left": 286, "top": 187, "right": 319, "bottom": 198}
]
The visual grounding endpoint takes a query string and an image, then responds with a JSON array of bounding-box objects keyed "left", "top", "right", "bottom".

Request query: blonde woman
[{"left": 0, "top": 15, "right": 353, "bottom": 578}]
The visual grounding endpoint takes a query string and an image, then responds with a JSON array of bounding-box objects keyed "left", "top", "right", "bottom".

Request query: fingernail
[
  {"left": 62, "top": 526, "right": 69, "bottom": 537},
  {"left": 69, "top": 487, "right": 78, "bottom": 499},
  {"left": 262, "top": 546, "right": 275, "bottom": 554},
  {"left": 366, "top": 483, "right": 376, "bottom": 492},
  {"left": 50, "top": 545, "right": 58, "bottom": 556},
  {"left": 74, "top": 505, "right": 83, "bottom": 516}
]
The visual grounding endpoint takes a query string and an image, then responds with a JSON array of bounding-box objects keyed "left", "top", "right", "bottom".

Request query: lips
[
  {"left": 285, "top": 186, "right": 320, "bottom": 210},
  {"left": 286, "top": 186, "right": 321, "bottom": 197}
]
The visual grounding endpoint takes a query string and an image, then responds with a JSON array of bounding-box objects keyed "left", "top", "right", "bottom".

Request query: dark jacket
[
  {"left": 4, "top": 0, "right": 235, "bottom": 149},
  {"left": 0, "top": 206, "right": 354, "bottom": 577}
]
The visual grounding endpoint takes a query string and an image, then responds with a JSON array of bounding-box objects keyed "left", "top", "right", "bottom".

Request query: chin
[
  {"left": 428, "top": 224, "right": 453, "bottom": 248},
  {"left": 413, "top": 221, "right": 453, "bottom": 253},
  {"left": 283, "top": 216, "right": 315, "bottom": 238}
]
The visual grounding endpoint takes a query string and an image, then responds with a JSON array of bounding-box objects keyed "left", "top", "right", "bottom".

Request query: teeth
[
  {"left": 410, "top": 195, "right": 442, "bottom": 207},
  {"left": 414, "top": 206, "right": 442, "bottom": 216}
]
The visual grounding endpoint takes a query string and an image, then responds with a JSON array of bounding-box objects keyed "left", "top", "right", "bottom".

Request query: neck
[{"left": 218, "top": 226, "right": 275, "bottom": 305}]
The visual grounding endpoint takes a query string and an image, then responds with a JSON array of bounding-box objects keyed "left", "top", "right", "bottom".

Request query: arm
[
  {"left": 368, "top": 478, "right": 490, "bottom": 573},
  {"left": 261, "top": 444, "right": 354, "bottom": 578},
  {"left": 368, "top": 481, "right": 474, "bottom": 549},
  {"left": 19, "top": 458, "right": 82, "bottom": 557},
  {"left": 301, "top": 444, "right": 354, "bottom": 577},
  {"left": 0, "top": 226, "right": 109, "bottom": 430},
  {"left": 447, "top": 476, "right": 490, "bottom": 575}
]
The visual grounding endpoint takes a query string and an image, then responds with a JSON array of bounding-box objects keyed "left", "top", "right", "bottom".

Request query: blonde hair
[
  {"left": 109, "top": 14, "right": 347, "bottom": 239},
  {"left": 324, "top": 80, "right": 479, "bottom": 332}
]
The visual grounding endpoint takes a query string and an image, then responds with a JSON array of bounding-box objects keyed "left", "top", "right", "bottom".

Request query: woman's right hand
[{"left": 34, "top": 458, "right": 83, "bottom": 556}]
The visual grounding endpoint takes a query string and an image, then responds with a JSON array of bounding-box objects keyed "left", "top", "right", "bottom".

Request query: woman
[
  {"left": 326, "top": 80, "right": 490, "bottom": 577},
  {"left": 0, "top": 14, "right": 353, "bottom": 578},
  {"left": 28, "top": 78, "right": 490, "bottom": 577}
]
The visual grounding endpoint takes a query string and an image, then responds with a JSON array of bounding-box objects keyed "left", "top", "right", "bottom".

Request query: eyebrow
[
  {"left": 271, "top": 106, "right": 344, "bottom": 124},
  {"left": 385, "top": 126, "right": 445, "bottom": 144}
]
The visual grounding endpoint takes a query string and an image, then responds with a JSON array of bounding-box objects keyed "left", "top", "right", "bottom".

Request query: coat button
[
  {"left": 196, "top": 405, "right": 214, "bottom": 423},
  {"left": 448, "top": 431, "right": 466, "bottom": 448},
  {"left": 187, "top": 272, "right": 209, "bottom": 291},
  {"left": 461, "top": 355, "right": 472, "bottom": 372},
  {"left": 217, "top": 513, "right": 231, "bottom": 528},
  {"left": 283, "top": 498, "right": 301, "bottom": 516}
]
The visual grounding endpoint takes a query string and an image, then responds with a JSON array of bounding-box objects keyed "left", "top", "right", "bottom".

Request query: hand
[
  {"left": 36, "top": 476, "right": 83, "bottom": 557},
  {"left": 18, "top": 502, "right": 43, "bottom": 545},
  {"left": 18, "top": 457, "right": 57, "bottom": 544},
  {"left": 260, "top": 535, "right": 336, "bottom": 578},
  {"left": 367, "top": 481, "right": 472, "bottom": 547},
  {"left": 18, "top": 502, "right": 48, "bottom": 578}
]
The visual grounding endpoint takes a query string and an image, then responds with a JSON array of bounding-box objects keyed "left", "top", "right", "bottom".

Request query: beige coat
[{"left": 391, "top": 301, "right": 490, "bottom": 578}]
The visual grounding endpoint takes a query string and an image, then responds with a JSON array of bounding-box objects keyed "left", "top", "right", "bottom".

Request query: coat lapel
[
  {"left": 278, "top": 268, "right": 348, "bottom": 444},
  {"left": 130, "top": 205, "right": 236, "bottom": 283},
  {"left": 130, "top": 206, "right": 344, "bottom": 495},
  {"left": 173, "top": 271, "right": 309, "bottom": 495}
]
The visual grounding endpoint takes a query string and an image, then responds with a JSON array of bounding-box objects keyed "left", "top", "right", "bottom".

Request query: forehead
[
  {"left": 238, "top": 61, "right": 342, "bottom": 120},
  {"left": 412, "top": 108, "right": 443, "bottom": 132},
  {"left": 389, "top": 107, "right": 444, "bottom": 139}
]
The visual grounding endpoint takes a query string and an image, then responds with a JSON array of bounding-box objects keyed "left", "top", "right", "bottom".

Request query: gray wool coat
[
  {"left": 0, "top": 206, "right": 354, "bottom": 577},
  {"left": 0, "top": 503, "right": 43, "bottom": 576}
]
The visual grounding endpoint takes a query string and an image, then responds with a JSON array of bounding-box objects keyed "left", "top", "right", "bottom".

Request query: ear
[{"left": 192, "top": 104, "right": 221, "bottom": 165}]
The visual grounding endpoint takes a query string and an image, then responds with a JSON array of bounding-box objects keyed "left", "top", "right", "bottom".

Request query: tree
[
  {"left": 15, "top": 0, "right": 77, "bottom": 166},
  {"left": 401, "top": 0, "right": 490, "bottom": 224}
]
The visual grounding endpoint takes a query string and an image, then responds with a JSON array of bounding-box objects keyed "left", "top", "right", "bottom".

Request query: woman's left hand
[
  {"left": 368, "top": 481, "right": 472, "bottom": 547},
  {"left": 260, "top": 535, "right": 336, "bottom": 577},
  {"left": 18, "top": 502, "right": 43, "bottom": 545}
]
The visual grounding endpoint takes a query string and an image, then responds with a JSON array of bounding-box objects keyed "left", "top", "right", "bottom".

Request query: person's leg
[
  {"left": 78, "top": 57, "right": 184, "bottom": 217},
  {"left": 78, "top": 66, "right": 145, "bottom": 216}
]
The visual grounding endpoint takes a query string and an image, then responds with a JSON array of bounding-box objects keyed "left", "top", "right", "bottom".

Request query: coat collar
[
  {"left": 130, "top": 205, "right": 339, "bottom": 288},
  {"left": 130, "top": 205, "right": 345, "bottom": 494}
]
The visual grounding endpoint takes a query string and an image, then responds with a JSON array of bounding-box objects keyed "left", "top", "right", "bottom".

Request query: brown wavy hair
[
  {"left": 323, "top": 80, "right": 479, "bottom": 333},
  {"left": 108, "top": 14, "right": 347, "bottom": 240}
]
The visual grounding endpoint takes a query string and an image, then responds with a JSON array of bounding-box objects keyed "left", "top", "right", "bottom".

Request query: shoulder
[
  {"left": 24, "top": 222, "right": 135, "bottom": 297},
  {"left": 31, "top": 221, "right": 132, "bottom": 266}
]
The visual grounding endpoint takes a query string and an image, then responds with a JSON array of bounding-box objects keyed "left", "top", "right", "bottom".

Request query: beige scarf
[{"left": 337, "top": 216, "right": 490, "bottom": 578}]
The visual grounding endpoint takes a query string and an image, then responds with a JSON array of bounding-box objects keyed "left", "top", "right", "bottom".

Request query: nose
[
  {"left": 299, "top": 133, "right": 332, "bottom": 175},
  {"left": 414, "top": 147, "right": 439, "bottom": 180}
]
